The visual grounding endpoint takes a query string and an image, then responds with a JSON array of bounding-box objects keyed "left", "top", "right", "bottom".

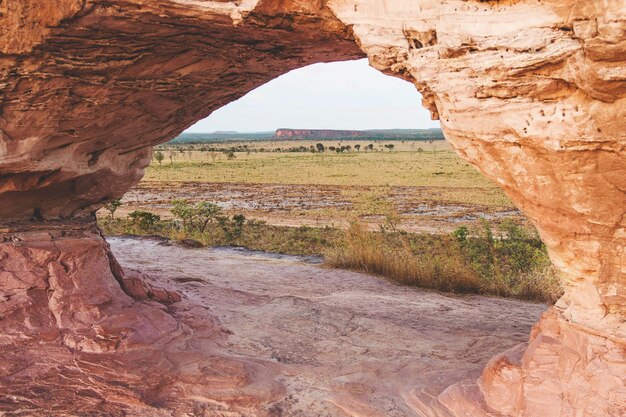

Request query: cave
[{"left": 0, "top": 1, "right": 624, "bottom": 416}]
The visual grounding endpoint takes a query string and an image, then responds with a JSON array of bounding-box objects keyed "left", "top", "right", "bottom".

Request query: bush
[
  {"left": 450, "top": 219, "right": 562, "bottom": 302},
  {"left": 128, "top": 210, "right": 160, "bottom": 231},
  {"left": 218, "top": 214, "right": 246, "bottom": 240},
  {"left": 171, "top": 199, "right": 221, "bottom": 233}
]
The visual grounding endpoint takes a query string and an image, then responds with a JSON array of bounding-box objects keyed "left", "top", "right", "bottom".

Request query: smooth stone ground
[{"left": 108, "top": 237, "right": 544, "bottom": 416}]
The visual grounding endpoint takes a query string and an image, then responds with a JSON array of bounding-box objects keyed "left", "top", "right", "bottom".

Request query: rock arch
[{"left": 0, "top": 1, "right": 624, "bottom": 416}]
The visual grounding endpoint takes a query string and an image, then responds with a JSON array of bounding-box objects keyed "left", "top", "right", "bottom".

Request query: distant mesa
[
  {"left": 274, "top": 128, "right": 445, "bottom": 140},
  {"left": 275, "top": 129, "right": 366, "bottom": 139},
  {"left": 173, "top": 128, "right": 444, "bottom": 143}
]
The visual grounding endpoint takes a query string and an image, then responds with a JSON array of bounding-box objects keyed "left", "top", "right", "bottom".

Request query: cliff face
[{"left": 0, "top": 1, "right": 624, "bottom": 416}]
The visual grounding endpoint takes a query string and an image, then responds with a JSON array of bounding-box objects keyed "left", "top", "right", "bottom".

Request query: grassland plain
[
  {"left": 137, "top": 140, "right": 519, "bottom": 233},
  {"left": 147, "top": 141, "right": 505, "bottom": 197},
  {"left": 100, "top": 139, "right": 561, "bottom": 302}
]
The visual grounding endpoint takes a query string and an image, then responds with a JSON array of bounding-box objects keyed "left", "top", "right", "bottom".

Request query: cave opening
[
  {"left": 95, "top": 58, "right": 554, "bottom": 415},
  {"left": 1, "top": 1, "right": 624, "bottom": 415}
]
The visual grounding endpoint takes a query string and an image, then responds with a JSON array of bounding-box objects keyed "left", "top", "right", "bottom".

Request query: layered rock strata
[{"left": 0, "top": 1, "right": 624, "bottom": 416}]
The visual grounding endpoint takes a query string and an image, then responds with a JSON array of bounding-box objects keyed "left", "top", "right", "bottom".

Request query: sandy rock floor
[{"left": 109, "top": 237, "right": 545, "bottom": 417}]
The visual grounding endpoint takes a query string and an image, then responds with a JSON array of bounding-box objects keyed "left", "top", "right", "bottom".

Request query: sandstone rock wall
[
  {"left": 0, "top": 1, "right": 624, "bottom": 416},
  {"left": 326, "top": 1, "right": 625, "bottom": 414}
]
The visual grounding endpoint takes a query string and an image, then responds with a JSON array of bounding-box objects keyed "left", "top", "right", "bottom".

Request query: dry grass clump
[
  {"left": 325, "top": 222, "right": 563, "bottom": 303},
  {"left": 325, "top": 222, "right": 483, "bottom": 294},
  {"left": 511, "top": 266, "right": 563, "bottom": 304}
]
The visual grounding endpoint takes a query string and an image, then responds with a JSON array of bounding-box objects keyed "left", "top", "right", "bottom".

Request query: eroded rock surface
[
  {"left": 0, "top": 236, "right": 546, "bottom": 416},
  {"left": 0, "top": 1, "right": 625, "bottom": 416}
]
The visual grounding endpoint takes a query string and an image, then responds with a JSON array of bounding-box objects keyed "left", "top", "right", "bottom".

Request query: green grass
[
  {"left": 145, "top": 146, "right": 513, "bottom": 208},
  {"left": 147, "top": 152, "right": 490, "bottom": 188}
]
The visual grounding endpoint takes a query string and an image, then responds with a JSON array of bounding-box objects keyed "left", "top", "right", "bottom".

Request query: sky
[{"left": 184, "top": 59, "right": 440, "bottom": 133}]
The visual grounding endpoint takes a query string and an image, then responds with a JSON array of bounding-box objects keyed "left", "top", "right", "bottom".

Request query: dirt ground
[{"left": 116, "top": 181, "right": 526, "bottom": 233}]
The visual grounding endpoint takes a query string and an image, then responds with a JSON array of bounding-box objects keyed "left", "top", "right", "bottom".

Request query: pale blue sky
[{"left": 185, "top": 59, "right": 440, "bottom": 133}]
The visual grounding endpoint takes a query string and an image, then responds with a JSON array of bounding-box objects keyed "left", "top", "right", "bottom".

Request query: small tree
[
  {"left": 354, "top": 144, "right": 361, "bottom": 151},
  {"left": 154, "top": 151, "right": 165, "bottom": 165},
  {"left": 367, "top": 144, "right": 374, "bottom": 151},
  {"left": 315, "top": 143, "right": 325, "bottom": 152},
  {"left": 227, "top": 150, "right": 236, "bottom": 160},
  {"left": 232, "top": 214, "right": 246, "bottom": 237},
  {"left": 193, "top": 202, "right": 222, "bottom": 233},
  {"left": 171, "top": 199, "right": 194, "bottom": 231},
  {"left": 104, "top": 199, "right": 122, "bottom": 220},
  {"left": 219, "top": 214, "right": 246, "bottom": 240}
]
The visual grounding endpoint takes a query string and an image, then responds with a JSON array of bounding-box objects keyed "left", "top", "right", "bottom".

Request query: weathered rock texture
[
  {"left": 1, "top": 235, "right": 547, "bottom": 416},
  {"left": 0, "top": 1, "right": 624, "bottom": 416}
]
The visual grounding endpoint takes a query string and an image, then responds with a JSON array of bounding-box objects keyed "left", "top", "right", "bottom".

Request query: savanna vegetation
[
  {"left": 99, "top": 197, "right": 562, "bottom": 303},
  {"left": 99, "top": 139, "right": 562, "bottom": 304},
  {"left": 145, "top": 140, "right": 513, "bottom": 208}
]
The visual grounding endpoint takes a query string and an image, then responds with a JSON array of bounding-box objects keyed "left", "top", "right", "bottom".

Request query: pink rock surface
[{"left": 0, "top": 234, "right": 547, "bottom": 416}]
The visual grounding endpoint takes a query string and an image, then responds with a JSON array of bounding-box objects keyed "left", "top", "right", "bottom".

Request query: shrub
[
  {"left": 154, "top": 151, "right": 165, "bottom": 165},
  {"left": 171, "top": 199, "right": 221, "bottom": 233},
  {"left": 128, "top": 210, "right": 160, "bottom": 231},
  {"left": 452, "top": 225, "right": 469, "bottom": 242},
  {"left": 218, "top": 214, "right": 246, "bottom": 240},
  {"left": 451, "top": 219, "right": 562, "bottom": 302}
]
